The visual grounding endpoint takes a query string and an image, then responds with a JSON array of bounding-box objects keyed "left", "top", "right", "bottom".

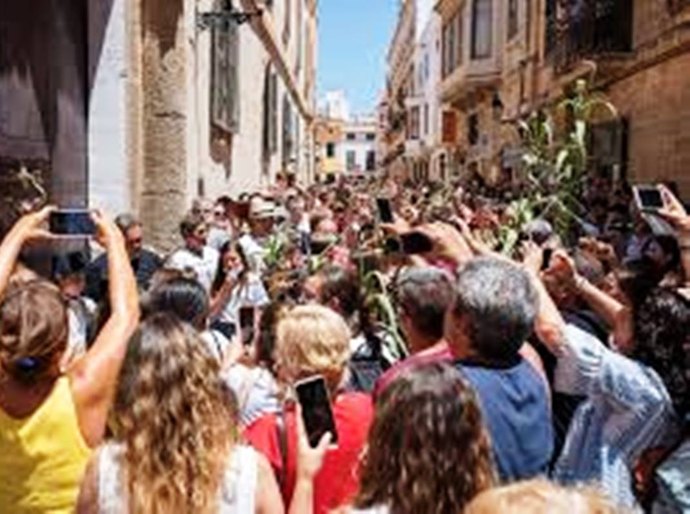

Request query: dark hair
[
  {"left": 641, "top": 235, "right": 681, "bottom": 275},
  {"left": 318, "top": 266, "right": 361, "bottom": 320},
  {"left": 452, "top": 258, "right": 538, "bottom": 363},
  {"left": 0, "top": 281, "right": 68, "bottom": 384},
  {"left": 145, "top": 277, "right": 209, "bottom": 331},
  {"left": 633, "top": 288, "right": 690, "bottom": 418},
  {"left": 617, "top": 258, "right": 664, "bottom": 309},
  {"left": 179, "top": 212, "right": 206, "bottom": 239},
  {"left": 355, "top": 362, "right": 495, "bottom": 514},
  {"left": 114, "top": 213, "right": 141, "bottom": 234},
  {"left": 395, "top": 267, "right": 454, "bottom": 341}
]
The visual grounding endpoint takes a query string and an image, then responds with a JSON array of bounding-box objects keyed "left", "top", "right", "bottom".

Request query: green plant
[{"left": 512, "top": 79, "right": 619, "bottom": 245}]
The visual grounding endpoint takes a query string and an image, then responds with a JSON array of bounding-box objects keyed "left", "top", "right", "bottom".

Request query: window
[
  {"left": 326, "top": 142, "right": 335, "bottom": 158},
  {"left": 442, "top": 10, "right": 463, "bottom": 78},
  {"left": 441, "top": 111, "right": 458, "bottom": 144},
  {"left": 471, "top": 0, "right": 493, "bottom": 59},
  {"left": 423, "top": 104, "right": 429, "bottom": 136},
  {"left": 346, "top": 150, "right": 357, "bottom": 171},
  {"left": 262, "top": 66, "right": 278, "bottom": 161},
  {"left": 210, "top": 3, "right": 240, "bottom": 133},
  {"left": 346, "top": 133, "right": 356, "bottom": 141},
  {"left": 366, "top": 133, "right": 376, "bottom": 141},
  {"left": 468, "top": 113, "right": 480, "bottom": 146},
  {"left": 282, "top": 94, "right": 293, "bottom": 166},
  {"left": 409, "top": 106, "right": 420, "bottom": 140},
  {"left": 366, "top": 150, "right": 376, "bottom": 171},
  {"left": 508, "top": 0, "right": 519, "bottom": 40}
]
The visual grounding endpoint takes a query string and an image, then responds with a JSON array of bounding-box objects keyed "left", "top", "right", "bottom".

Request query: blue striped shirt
[{"left": 553, "top": 324, "right": 679, "bottom": 508}]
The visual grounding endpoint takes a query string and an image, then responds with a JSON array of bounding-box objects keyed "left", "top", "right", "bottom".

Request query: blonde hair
[
  {"left": 112, "top": 314, "right": 236, "bottom": 514},
  {"left": 464, "top": 479, "right": 629, "bottom": 514},
  {"left": 275, "top": 305, "right": 351, "bottom": 393}
]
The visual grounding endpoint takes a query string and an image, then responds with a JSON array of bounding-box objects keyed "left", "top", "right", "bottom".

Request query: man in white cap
[{"left": 238, "top": 196, "right": 278, "bottom": 273}]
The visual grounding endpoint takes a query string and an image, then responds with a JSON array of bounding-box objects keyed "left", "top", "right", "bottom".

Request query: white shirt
[
  {"left": 238, "top": 234, "right": 268, "bottom": 273},
  {"left": 166, "top": 246, "right": 219, "bottom": 292},
  {"left": 216, "top": 273, "right": 270, "bottom": 326}
]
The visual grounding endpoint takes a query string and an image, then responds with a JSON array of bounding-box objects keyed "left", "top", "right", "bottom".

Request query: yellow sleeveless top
[{"left": 0, "top": 376, "right": 91, "bottom": 513}]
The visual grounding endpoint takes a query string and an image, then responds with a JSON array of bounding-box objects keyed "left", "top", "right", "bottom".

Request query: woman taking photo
[
  {"left": 77, "top": 314, "right": 283, "bottom": 514},
  {"left": 0, "top": 207, "right": 139, "bottom": 512},
  {"left": 245, "top": 305, "right": 374, "bottom": 514}
]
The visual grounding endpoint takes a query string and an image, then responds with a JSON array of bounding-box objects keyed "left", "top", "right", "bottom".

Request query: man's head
[
  {"left": 248, "top": 197, "right": 277, "bottom": 237},
  {"left": 191, "top": 198, "right": 214, "bottom": 225},
  {"left": 115, "top": 213, "right": 144, "bottom": 257},
  {"left": 286, "top": 194, "right": 306, "bottom": 225},
  {"left": 179, "top": 212, "right": 208, "bottom": 253},
  {"left": 445, "top": 257, "right": 538, "bottom": 364},
  {"left": 395, "top": 267, "right": 454, "bottom": 353}
]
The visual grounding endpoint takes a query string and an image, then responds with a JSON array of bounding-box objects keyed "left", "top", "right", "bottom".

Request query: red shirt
[
  {"left": 244, "top": 392, "right": 373, "bottom": 514},
  {"left": 373, "top": 342, "right": 453, "bottom": 400}
]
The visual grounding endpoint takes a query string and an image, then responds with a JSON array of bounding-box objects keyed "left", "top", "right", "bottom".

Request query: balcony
[
  {"left": 546, "top": 0, "right": 633, "bottom": 74},
  {"left": 439, "top": 61, "right": 502, "bottom": 104}
]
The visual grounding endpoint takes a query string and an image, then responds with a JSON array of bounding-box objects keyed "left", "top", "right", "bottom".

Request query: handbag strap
[{"left": 275, "top": 409, "right": 289, "bottom": 490}]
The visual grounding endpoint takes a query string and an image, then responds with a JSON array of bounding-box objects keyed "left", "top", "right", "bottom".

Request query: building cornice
[{"left": 239, "top": 0, "right": 315, "bottom": 123}]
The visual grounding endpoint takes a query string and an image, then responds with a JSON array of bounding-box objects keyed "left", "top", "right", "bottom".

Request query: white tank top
[{"left": 97, "top": 442, "right": 258, "bottom": 513}]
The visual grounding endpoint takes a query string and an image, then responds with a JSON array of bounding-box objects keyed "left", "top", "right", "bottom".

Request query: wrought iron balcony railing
[{"left": 545, "top": 0, "right": 633, "bottom": 73}]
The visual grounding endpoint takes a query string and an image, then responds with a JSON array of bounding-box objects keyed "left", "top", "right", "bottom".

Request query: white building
[
  {"left": 403, "top": 4, "right": 446, "bottom": 182},
  {"left": 341, "top": 116, "right": 378, "bottom": 174},
  {"left": 315, "top": 92, "right": 377, "bottom": 179}
]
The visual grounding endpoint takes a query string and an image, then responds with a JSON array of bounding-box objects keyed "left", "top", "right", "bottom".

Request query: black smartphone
[
  {"left": 541, "top": 248, "right": 554, "bottom": 271},
  {"left": 295, "top": 375, "right": 338, "bottom": 447},
  {"left": 49, "top": 210, "right": 96, "bottom": 236},
  {"left": 400, "top": 232, "right": 434, "bottom": 255},
  {"left": 376, "top": 198, "right": 394, "bottom": 224},
  {"left": 633, "top": 185, "right": 664, "bottom": 211},
  {"left": 239, "top": 306, "right": 255, "bottom": 346}
]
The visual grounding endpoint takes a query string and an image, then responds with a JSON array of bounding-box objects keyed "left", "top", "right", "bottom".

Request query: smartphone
[
  {"left": 239, "top": 306, "right": 255, "bottom": 346},
  {"left": 541, "top": 248, "right": 554, "bottom": 271},
  {"left": 376, "top": 198, "right": 394, "bottom": 224},
  {"left": 294, "top": 375, "right": 339, "bottom": 448},
  {"left": 400, "top": 232, "right": 434, "bottom": 255},
  {"left": 633, "top": 185, "right": 664, "bottom": 212},
  {"left": 49, "top": 210, "right": 96, "bottom": 237}
]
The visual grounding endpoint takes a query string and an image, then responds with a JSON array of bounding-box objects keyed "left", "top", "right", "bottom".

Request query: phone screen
[
  {"left": 541, "top": 248, "right": 554, "bottom": 271},
  {"left": 239, "top": 306, "right": 255, "bottom": 346},
  {"left": 636, "top": 187, "right": 664, "bottom": 210},
  {"left": 295, "top": 376, "right": 339, "bottom": 447},
  {"left": 400, "top": 232, "right": 433, "bottom": 255},
  {"left": 49, "top": 210, "right": 96, "bottom": 236},
  {"left": 376, "top": 198, "right": 394, "bottom": 224}
]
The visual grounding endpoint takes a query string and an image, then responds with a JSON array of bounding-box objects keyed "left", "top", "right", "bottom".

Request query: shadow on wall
[{"left": 142, "top": 0, "right": 184, "bottom": 57}]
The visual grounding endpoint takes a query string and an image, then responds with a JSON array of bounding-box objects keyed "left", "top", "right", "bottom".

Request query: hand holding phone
[
  {"left": 633, "top": 185, "right": 664, "bottom": 212},
  {"left": 49, "top": 209, "right": 96, "bottom": 237},
  {"left": 295, "top": 375, "right": 338, "bottom": 448},
  {"left": 376, "top": 198, "right": 394, "bottom": 224}
]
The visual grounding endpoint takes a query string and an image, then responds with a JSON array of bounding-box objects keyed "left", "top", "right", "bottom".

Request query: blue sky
[{"left": 317, "top": 0, "right": 399, "bottom": 115}]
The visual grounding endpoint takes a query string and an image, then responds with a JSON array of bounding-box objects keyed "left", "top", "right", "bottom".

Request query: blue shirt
[
  {"left": 553, "top": 324, "right": 678, "bottom": 509},
  {"left": 456, "top": 357, "right": 553, "bottom": 482}
]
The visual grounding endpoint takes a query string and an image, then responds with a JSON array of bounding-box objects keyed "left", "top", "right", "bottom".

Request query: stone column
[{"left": 139, "top": 0, "right": 188, "bottom": 253}]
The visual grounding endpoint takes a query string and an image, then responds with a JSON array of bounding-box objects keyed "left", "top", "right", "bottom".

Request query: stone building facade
[
  {"left": 0, "top": 0, "right": 318, "bottom": 251},
  {"left": 383, "top": 0, "right": 690, "bottom": 197}
]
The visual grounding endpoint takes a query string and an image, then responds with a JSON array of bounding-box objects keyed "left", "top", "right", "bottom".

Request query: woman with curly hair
[
  {"left": 347, "top": 362, "right": 495, "bottom": 514},
  {"left": 76, "top": 314, "right": 283, "bottom": 514}
]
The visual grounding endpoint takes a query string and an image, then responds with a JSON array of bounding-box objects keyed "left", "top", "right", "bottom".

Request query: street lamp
[{"left": 196, "top": 0, "right": 263, "bottom": 31}]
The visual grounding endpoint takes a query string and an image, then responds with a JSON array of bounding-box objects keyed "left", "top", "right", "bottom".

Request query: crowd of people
[{"left": 0, "top": 172, "right": 688, "bottom": 514}]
